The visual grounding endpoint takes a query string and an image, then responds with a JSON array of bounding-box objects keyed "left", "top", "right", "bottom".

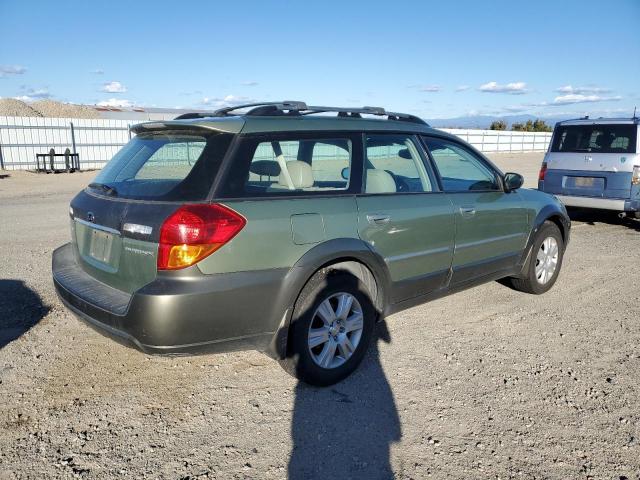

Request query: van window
[{"left": 551, "top": 124, "right": 637, "bottom": 154}]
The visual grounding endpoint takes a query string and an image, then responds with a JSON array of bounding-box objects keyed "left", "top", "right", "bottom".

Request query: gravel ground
[{"left": 1, "top": 153, "right": 639, "bottom": 479}]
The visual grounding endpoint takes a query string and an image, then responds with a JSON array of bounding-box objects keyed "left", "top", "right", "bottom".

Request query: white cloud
[
  {"left": 97, "top": 98, "right": 133, "bottom": 108},
  {"left": 200, "top": 94, "right": 254, "bottom": 108},
  {"left": 479, "top": 81, "right": 528, "bottom": 94},
  {"left": 101, "top": 81, "right": 127, "bottom": 93},
  {"left": 91, "top": 69, "right": 105, "bottom": 75},
  {"left": 553, "top": 94, "right": 621, "bottom": 105},
  {"left": 0, "top": 65, "right": 27, "bottom": 77},
  {"left": 241, "top": 81, "right": 259, "bottom": 86},
  {"left": 13, "top": 87, "right": 53, "bottom": 102},
  {"left": 420, "top": 85, "right": 441, "bottom": 92},
  {"left": 455, "top": 85, "right": 470, "bottom": 92},
  {"left": 556, "top": 85, "right": 611, "bottom": 95}
]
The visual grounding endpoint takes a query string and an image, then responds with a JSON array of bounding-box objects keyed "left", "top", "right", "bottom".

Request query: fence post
[
  {"left": 70, "top": 122, "right": 77, "bottom": 154},
  {"left": 49, "top": 148, "right": 55, "bottom": 173},
  {"left": 64, "top": 148, "right": 71, "bottom": 172},
  {"left": 128, "top": 124, "right": 132, "bottom": 140},
  {"left": 0, "top": 143, "right": 4, "bottom": 170}
]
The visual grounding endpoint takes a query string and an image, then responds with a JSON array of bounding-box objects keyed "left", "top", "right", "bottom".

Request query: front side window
[
  {"left": 551, "top": 124, "right": 637, "bottom": 153},
  {"left": 422, "top": 137, "right": 500, "bottom": 192},
  {"left": 222, "top": 137, "right": 352, "bottom": 197},
  {"left": 364, "top": 135, "right": 434, "bottom": 193},
  {"left": 90, "top": 130, "right": 232, "bottom": 201}
]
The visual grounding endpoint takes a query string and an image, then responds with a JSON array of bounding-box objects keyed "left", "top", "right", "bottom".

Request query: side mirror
[
  {"left": 503, "top": 172, "right": 524, "bottom": 191},
  {"left": 341, "top": 167, "right": 350, "bottom": 180}
]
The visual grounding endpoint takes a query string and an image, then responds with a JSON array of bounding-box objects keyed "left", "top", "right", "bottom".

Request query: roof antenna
[{"left": 634, "top": 106, "right": 637, "bottom": 119}]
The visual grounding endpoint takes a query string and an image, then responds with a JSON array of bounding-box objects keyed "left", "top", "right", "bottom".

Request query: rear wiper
[{"left": 88, "top": 182, "right": 118, "bottom": 196}]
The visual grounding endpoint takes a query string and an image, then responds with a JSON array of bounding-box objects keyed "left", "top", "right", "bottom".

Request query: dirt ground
[{"left": 1, "top": 152, "right": 639, "bottom": 479}]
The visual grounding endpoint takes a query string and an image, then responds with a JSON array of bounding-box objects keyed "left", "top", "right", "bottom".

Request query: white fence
[{"left": 0, "top": 116, "right": 552, "bottom": 170}]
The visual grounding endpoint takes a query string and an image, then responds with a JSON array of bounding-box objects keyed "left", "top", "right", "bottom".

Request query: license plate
[
  {"left": 574, "top": 177, "right": 595, "bottom": 187},
  {"left": 89, "top": 229, "right": 114, "bottom": 263}
]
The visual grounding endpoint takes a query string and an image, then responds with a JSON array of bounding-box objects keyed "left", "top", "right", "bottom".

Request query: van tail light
[
  {"left": 632, "top": 166, "right": 640, "bottom": 186},
  {"left": 158, "top": 204, "right": 246, "bottom": 270},
  {"left": 538, "top": 162, "right": 548, "bottom": 181}
]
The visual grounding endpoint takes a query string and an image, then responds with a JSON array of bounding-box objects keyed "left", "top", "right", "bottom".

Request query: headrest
[
  {"left": 280, "top": 161, "right": 314, "bottom": 189},
  {"left": 365, "top": 169, "right": 396, "bottom": 193}
]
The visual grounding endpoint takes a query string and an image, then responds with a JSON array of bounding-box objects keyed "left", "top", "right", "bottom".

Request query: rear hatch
[
  {"left": 69, "top": 125, "right": 235, "bottom": 294},
  {"left": 542, "top": 123, "right": 638, "bottom": 198}
]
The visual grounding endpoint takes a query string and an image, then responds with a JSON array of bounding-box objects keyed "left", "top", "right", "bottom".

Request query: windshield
[
  {"left": 89, "top": 130, "right": 233, "bottom": 201},
  {"left": 551, "top": 124, "right": 637, "bottom": 154}
]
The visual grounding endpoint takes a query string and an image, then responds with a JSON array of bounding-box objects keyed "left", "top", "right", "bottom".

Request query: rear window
[
  {"left": 89, "top": 130, "right": 233, "bottom": 201},
  {"left": 551, "top": 124, "right": 637, "bottom": 153}
]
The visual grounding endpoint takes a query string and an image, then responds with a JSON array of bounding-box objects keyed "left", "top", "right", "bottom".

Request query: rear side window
[
  {"left": 365, "top": 134, "right": 434, "bottom": 193},
  {"left": 551, "top": 124, "right": 637, "bottom": 153},
  {"left": 91, "top": 130, "right": 232, "bottom": 201},
  {"left": 422, "top": 137, "right": 500, "bottom": 192},
  {"left": 220, "top": 137, "right": 352, "bottom": 197}
]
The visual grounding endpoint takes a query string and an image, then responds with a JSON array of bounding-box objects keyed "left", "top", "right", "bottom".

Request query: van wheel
[
  {"left": 279, "top": 270, "right": 375, "bottom": 386},
  {"left": 506, "top": 221, "right": 564, "bottom": 294}
]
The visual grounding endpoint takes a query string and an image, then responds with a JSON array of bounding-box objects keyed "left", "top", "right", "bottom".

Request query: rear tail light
[
  {"left": 538, "top": 162, "right": 548, "bottom": 181},
  {"left": 632, "top": 166, "right": 640, "bottom": 186},
  {"left": 158, "top": 204, "right": 246, "bottom": 270}
]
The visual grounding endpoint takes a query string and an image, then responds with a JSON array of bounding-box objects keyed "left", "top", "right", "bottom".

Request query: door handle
[
  {"left": 366, "top": 213, "right": 391, "bottom": 225},
  {"left": 459, "top": 206, "right": 476, "bottom": 217}
]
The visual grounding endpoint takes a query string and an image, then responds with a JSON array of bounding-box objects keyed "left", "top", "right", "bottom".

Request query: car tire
[
  {"left": 507, "top": 221, "right": 564, "bottom": 295},
  {"left": 279, "top": 270, "right": 375, "bottom": 386}
]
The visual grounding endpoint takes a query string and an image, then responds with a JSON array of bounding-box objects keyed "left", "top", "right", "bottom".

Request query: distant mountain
[{"left": 427, "top": 114, "right": 575, "bottom": 129}]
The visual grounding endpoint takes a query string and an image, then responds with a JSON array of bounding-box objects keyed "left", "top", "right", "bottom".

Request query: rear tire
[
  {"left": 279, "top": 270, "right": 375, "bottom": 386},
  {"left": 507, "top": 221, "right": 564, "bottom": 294}
]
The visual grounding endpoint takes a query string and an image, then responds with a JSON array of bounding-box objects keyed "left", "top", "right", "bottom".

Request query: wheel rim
[
  {"left": 307, "top": 292, "right": 364, "bottom": 369},
  {"left": 535, "top": 236, "right": 559, "bottom": 285}
]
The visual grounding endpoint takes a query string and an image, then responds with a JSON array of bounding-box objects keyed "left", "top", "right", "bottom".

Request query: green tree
[
  {"left": 532, "top": 119, "right": 553, "bottom": 132},
  {"left": 511, "top": 119, "right": 552, "bottom": 132},
  {"left": 490, "top": 120, "right": 507, "bottom": 130}
]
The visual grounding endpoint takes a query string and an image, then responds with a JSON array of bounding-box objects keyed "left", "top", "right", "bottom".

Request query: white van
[{"left": 539, "top": 117, "right": 640, "bottom": 218}]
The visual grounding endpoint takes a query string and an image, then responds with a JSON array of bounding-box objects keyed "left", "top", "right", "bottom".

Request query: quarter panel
[{"left": 197, "top": 197, "right": 359, "bottom": 274}]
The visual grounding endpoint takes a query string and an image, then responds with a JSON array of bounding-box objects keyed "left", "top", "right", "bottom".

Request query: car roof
[
  {"left": 132, "top": 113, "right": 457, "bottom": 138},
  {"left": 131, "top": 101, "right": 459, "bottom": 140},
  {"left": 556, "top": 117, "right": 640, "bottom": 127}
]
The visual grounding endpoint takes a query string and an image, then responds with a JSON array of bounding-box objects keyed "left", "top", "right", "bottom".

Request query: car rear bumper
[
  {"left": 554, "top": 195, "right": 639, "bottom": 212},
  {"left": 52, "top": 243, "right": 288, "bottom": 356}
]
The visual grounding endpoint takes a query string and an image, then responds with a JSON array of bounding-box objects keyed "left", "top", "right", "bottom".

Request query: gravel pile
[
  {"left": 31, "top": 100, "right": 100, "bottom": 119},
  {"left": 0, "top": 98, "right": 100, "bottom": 119},
  {"left": 0, "top": 98, "right": 42, "bottom": 117}
]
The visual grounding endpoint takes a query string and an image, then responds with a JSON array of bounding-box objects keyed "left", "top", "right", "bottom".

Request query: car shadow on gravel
[
  {"left": 0, "top": 280, "right": 50, "bottom": 348},
  {"left": 568, "top": 207, "right": 640, "bottom": 232},
  {"left": 288, "top": 321, "right": 401, "bottom": 480}
]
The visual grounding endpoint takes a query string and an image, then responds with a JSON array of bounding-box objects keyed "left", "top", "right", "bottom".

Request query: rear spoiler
[{"left": 130, "top": 118, "right": 244, "bottom": 135}]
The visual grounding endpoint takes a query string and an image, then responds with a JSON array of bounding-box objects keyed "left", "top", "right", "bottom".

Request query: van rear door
[{"left": 542, "top": 123, "right": 638, "bottom": 199}]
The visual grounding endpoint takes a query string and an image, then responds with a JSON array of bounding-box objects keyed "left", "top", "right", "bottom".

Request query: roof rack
[{"left": 174, "top": 101, "right": 428, "bottom": 125}]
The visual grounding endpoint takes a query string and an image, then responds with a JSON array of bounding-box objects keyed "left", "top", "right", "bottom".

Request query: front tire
[
  {"left": 507, "top": 221, "right": 564, "bottom": 294},
  {"left": 279, "top": 270, "right": 375, "bottom": 386}
]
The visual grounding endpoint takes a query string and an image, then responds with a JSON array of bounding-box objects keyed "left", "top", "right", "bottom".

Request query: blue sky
[{"left": 1, "top": 0, "right": 639, "bottom": 119}]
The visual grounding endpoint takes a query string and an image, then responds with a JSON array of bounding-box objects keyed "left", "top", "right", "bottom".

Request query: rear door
[
  {"left": 356, "top": 134, "right": 455, "bottom": 303},
  {"left": 70, "top": 128, "right": 233, "bottom": 293},
  {"left": 421, "top": 136, "right": 529, "bottom": 284},
  {"left": 543, "top": 123, "right": 639, "bottom": 199}
]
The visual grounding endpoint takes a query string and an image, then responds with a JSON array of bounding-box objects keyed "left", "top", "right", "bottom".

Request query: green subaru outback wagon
[{"left": 53, "top": 101, "right": 570, "bottom": 385}]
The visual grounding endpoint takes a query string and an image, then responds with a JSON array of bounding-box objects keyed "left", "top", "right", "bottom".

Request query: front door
[
  {"left": 356, "top": 134, "right": 455, "bottom": 303},
  {"left": 421, "top": 136, "right": 529, "bottom": 284}
]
